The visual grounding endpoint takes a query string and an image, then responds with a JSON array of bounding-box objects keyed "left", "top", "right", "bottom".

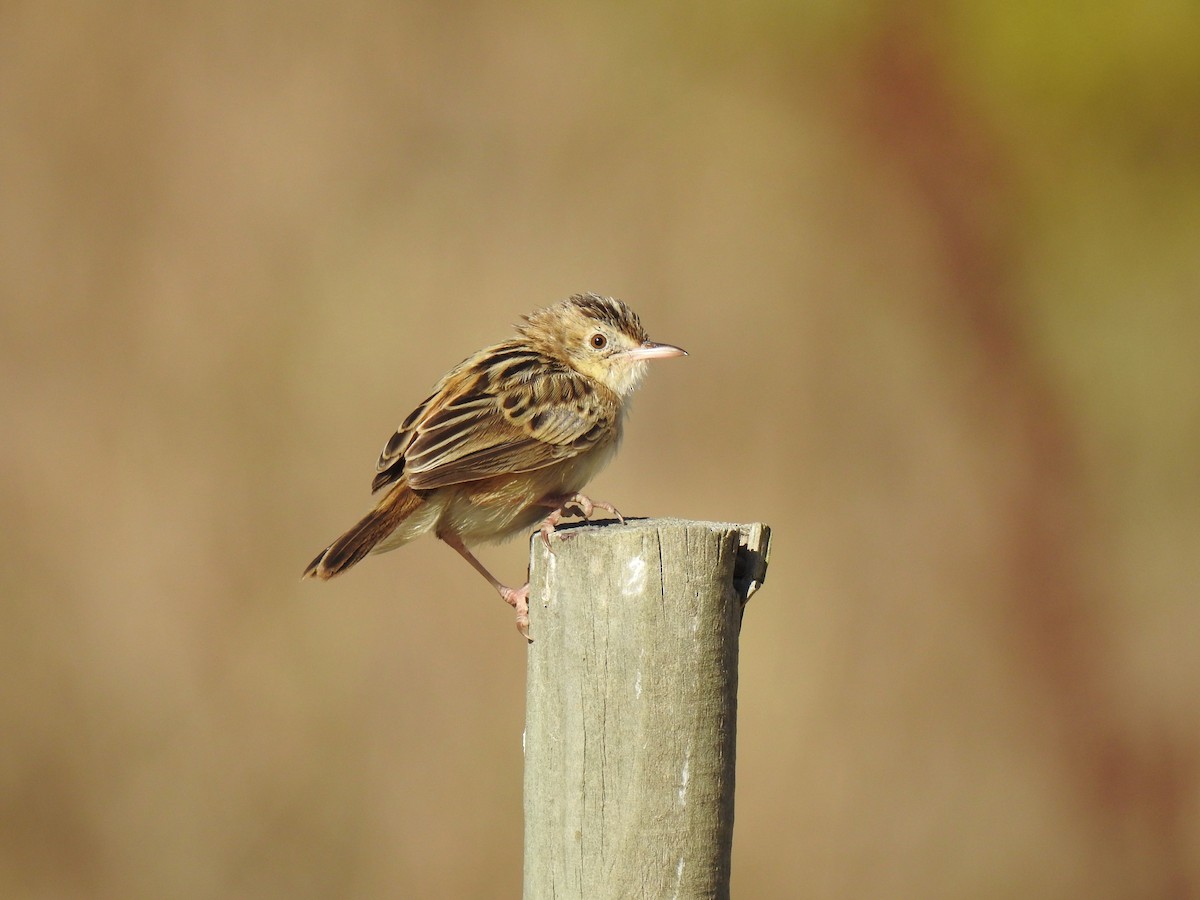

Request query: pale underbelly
[{"left": 438, "top": 444, "right": 617, "bottom": 544}]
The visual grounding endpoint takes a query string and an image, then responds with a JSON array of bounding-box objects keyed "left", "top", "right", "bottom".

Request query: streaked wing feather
[
  {"left": 372, "top": 389, "right": 438, "bottom": 492},
  {"left": 404, "top": 365, "right": 614, "bottom": 490}
]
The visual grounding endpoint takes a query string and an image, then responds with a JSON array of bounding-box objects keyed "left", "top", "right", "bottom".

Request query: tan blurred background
[{"left": 3, "top": 2, "right": 1199, "bottom": 897}]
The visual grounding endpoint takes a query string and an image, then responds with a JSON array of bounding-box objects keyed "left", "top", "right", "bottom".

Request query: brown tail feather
[{"left": 302, "top": 482, "right": 423, "bottom": 580}]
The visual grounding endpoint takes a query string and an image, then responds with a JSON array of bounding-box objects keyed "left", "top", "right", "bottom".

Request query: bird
[{"left": 302, "top": 293, "right": 687, "bottom": 638}]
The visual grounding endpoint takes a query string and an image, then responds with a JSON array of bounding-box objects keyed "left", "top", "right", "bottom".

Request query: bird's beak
[{"left": 621, "top": 341, "right": 688, "bottom": 361}]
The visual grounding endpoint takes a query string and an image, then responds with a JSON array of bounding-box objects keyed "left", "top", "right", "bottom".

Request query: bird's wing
[
  {"left": 372, "top": 347, "right": 617, "bottom": 493},
  {"left": 371, "top": 388, "right": 439, "bottom": 492}
]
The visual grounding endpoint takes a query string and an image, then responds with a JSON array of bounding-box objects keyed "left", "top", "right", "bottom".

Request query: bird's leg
[
  {"left": 438, "top": 530, "right": 531, "bottom": 640},
  {"left": 536, "top": 492, "right": 625, "bottom": 549}
]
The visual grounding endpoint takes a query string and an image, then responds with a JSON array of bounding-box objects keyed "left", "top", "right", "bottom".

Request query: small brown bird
[{"left": 303, "top": 293, "right": 686, "bottom": 637}]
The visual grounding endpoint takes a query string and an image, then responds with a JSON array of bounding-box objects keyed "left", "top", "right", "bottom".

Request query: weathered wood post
[{"left": 522, "top": 517, "right": 771, "bottom": 900}]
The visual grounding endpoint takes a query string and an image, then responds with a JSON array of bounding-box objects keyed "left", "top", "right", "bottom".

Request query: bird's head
[{"left": 518, "top": 293, "right": 687, "bottom": 398}]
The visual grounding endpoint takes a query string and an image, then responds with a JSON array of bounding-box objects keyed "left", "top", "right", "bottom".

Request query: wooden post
[{"left": 522, "top": 518, "right": 771, "bottom": 900}]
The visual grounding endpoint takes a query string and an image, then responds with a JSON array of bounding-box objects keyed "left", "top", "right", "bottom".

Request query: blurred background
[{"left": 3, "top": 2, "right": 1198, "bottom": 897}]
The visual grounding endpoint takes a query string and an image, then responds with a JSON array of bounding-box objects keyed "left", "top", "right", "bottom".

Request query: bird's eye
[{"left": 590, "top": 333, "right": 607, "bottom": 349}]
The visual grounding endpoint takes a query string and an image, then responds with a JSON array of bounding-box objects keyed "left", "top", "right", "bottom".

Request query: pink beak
[{"left": 621, "top": 341, "right": 688, "bottom": 361}]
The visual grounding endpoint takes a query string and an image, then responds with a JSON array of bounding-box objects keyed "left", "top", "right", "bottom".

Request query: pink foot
[
  {"left": 500, "top": 582, "right": 532, "bottom": 641},
  {"left": 538, "top": 493, "right": 625, "bottom": 549}
]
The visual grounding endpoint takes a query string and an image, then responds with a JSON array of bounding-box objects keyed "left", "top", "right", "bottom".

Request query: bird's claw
[
  {"left": 500, "top": 583, "right": 533, "bottom": 642},
  {"left": 539, "top": 521, "right": 557, "bottom": 552},
  {"left": 538, "top": 493, "right": 624, "bottom": 551},
  {"left": 590, "top": 499, "right": 624, "bottom": 524}
]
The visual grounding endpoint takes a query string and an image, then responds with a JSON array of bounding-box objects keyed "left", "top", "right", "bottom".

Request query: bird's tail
[{"left": 302, "top": 481, "right": 424, "bottom": 580}]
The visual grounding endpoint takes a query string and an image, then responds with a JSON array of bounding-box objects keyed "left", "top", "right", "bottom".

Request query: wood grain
[{"left": 522, "top": 518, "right": 771, "bottom": 899}]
